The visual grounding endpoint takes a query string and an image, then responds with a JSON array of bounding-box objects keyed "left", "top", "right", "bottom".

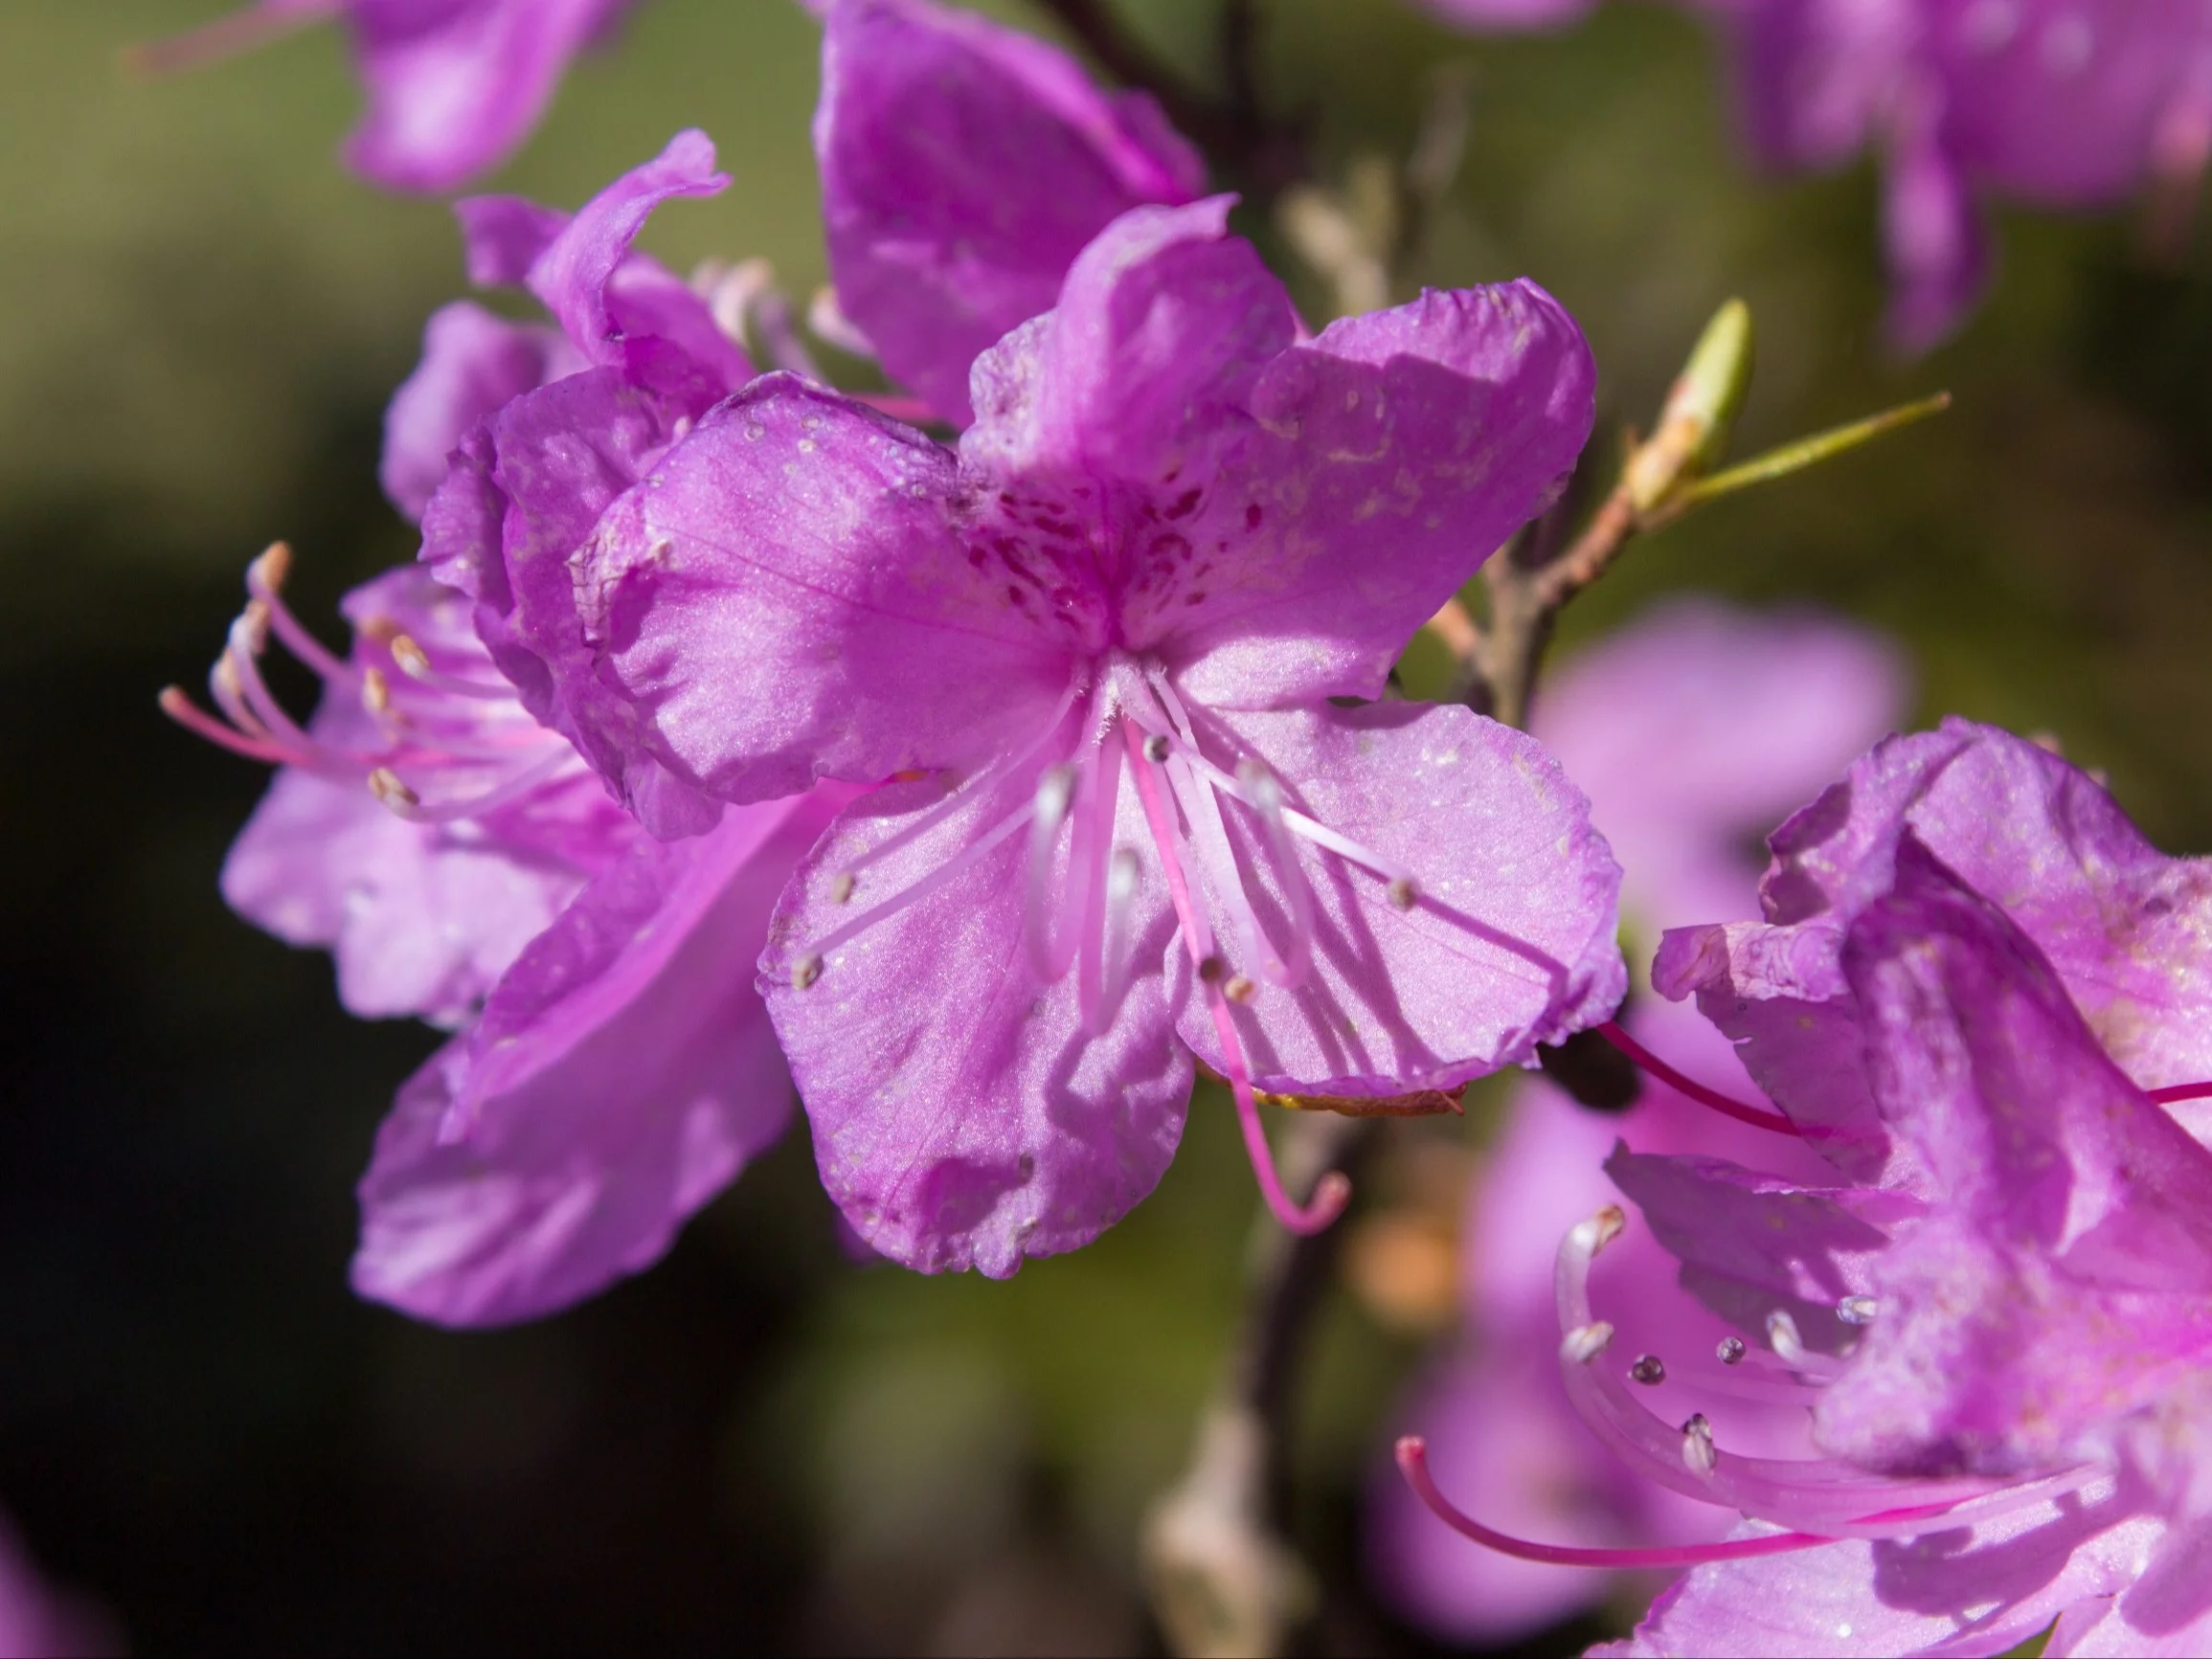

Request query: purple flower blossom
[
  {"left": 812, "top": 0, "right": 1205, "bottom": 427},
  {"left": 137, "top": 0, "right": 645, "bottom": 192},
  {"left": 1400, "top": 718, "right": 2212, "bottom": 1655},
  {"left": 1373, "top": 600, "right": 1908, "bottom": 1643},
  {"left": 1418, "top": 0, "right": 2212, "bottom": 347},
  {"left": 166, "top": 546, "right": 840, "bottom": 1324},
  {"left": 491, "top": 192, "right": 1623, "bottom": 1273}
]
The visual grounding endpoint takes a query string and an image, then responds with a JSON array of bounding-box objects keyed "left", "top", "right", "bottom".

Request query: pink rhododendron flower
[
  {"left": 492, "top": 189, "right": 1625, "bottom": 1273},
  {"left": 1373, "top": 600, "right": 1909, "bottom": 1643},
  {"left": 1419, "top": 0, "right": 2212, "bottom": 347},
  {"left": 1400, "top": 718, "right": 2212, "bottom": 1656},
  {"left": 812, "top": 0, "right": 1205, "bottom": 427},
  {"left": 166, "top": 548, "right": 839, "bottom": 1325},
  {"left": 138, "top": 0, "right": 645, "bottom": 192}
]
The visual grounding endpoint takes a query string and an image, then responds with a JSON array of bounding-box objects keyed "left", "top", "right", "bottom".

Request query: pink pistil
[
  {"left": 1396, "top": 1437, "right": 1836, "bottom": 1569},
  {"left": 124, "top": 1, "right": 341, "bottom": 77},
  {"left": 1598, "top": 1021, "right": 1803, "bottom": 1134},
  {"left": 1123, "top": 721, "right": 1349, "bottom": 1237}
]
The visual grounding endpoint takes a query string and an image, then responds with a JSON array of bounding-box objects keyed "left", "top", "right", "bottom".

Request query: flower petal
[
  {"left": 517, "top": 128, "right": 749, "bottom": 387},
  {"left": 350, "top": 795, "right": 832, "bottom": 1325},
  {"left": 1762, "top": 719, "right": 2212, "bottom": 1093},
  {"left": 430, "top": 366, "right": 728, "bottom": 837},
  {"left": 1605, "top": 1499, "right": 2162, "bottom": 1658},
  {"left": 342, "top": 0, "right": 639, "bottom": 193},
  {"left": 577, "top": 376, "right": 1072, "bottom": 805},
  {"left": 1174, "top": 700, "right": 1624, "bottom": 1092},
  {"left": 379, "top": 300, "right": 575, "bottom": 522},
  {"left": 759, "top": 742, "right": 1190, "bottom": 1276},
  {"left": 816, "top": 0, "right": 1203, "bottom": 426},
  {"left": 1813, "top": 838, "right": 2212, "bottom": 1471},
  {"left": 1156, "top": 281, "right": 1596, "bottom": 706}
]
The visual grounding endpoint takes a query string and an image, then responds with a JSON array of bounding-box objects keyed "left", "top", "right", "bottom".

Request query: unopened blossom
[
  {"left": 1419, "top": 0, "right": 2212, "bottom": 347},
  {"left": 137, "top": 0, "right": 645, "bottom": 192},
  {"left": 812, "top": 0, "right": 1204, "bottom": 426},
  {"left": 166, "top": 549, "right": 837, "bottom": 1324},
  {"left": 1374, "top": 601, "right": 1907, "bottom": 1643},
  {"left": 498, "top": 191, "right": 1624, "bottom": 1273},
  {"left": 1401, "top": 719, "right": 2212, "bottom": 1656}
]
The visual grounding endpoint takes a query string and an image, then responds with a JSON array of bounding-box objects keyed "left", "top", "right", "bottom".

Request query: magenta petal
[
  {"left": 341, "top": 0, "right": 639, "bottom": 193},
  {"left": 379, "top": 300, "right": 576, "bottom": 522},
  {"left": 1175, "top": 701, "right": 1624, "bottom": 1093},
  {"left": 223, "top": 767, "right": 586, "bottom": 1027},
  {"left": 518, "top": 128, "right": 748, "bottom": 386},
  {"left": 760, "top": 757, "right": 1191, "bottom": 1276},
  {"left": 964, "top": 197, "right": 1297, "bottom": 484},
  {"left": 816, "top": 0, "right": 1204, "bottom": 426},
  {"left": 459, "top": 367, "right": 727, "bottom": 837},
  {"left": 1606, "top": 1146, "right": 1912, "bottom": 1343},
  {"left": 1607, "top": 1500, "right": 2163, "bottom": 1659},
  {"left": 1882, "top": 115, "right": 1991, "bottom": 353},
  {"left": 1808, "top": 840, "right": 2212, "bottom": 1473},
  {"left": 455, "top": 192, "right": 571, "bottom": 287},
  {"left": 578, "top": 377, "right": 1072, "bottom": 804},
  {"left": 1161, "top": 281, "right": 1596, "bottom": 707},
  {"left": 1764, "top": 719, "right": 2212, "bottom": 1093},
  {"left": 350, "top": 796, "right": 830, "bottom": 1326}
]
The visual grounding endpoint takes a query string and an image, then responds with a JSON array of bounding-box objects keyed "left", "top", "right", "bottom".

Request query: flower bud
[{"left": 1624, "top": 299, "right": 1755, "bottom": 512}]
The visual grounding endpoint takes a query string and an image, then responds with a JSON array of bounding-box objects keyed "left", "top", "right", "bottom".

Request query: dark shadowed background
[{"left": 2, "top": 1, "right": 2207, "bottom": 1651}]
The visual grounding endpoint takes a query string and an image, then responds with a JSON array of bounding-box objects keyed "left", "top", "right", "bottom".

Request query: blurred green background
[{"left": 2, "top": 0, "right": 2206, "bottom": 1651}]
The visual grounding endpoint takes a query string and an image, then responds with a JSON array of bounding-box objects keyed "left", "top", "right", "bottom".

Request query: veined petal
[
  {"left": 350, "top": 795, "right": 833, "bottom": 1326},
  {"left": 343, "top": 0, "right": 640, "bottom": 193},
  {"left": 1158, "top": 281, "right": 1596, "bottom": 707},
  {"left": 379, "top": 300, "right": 576, "bottom": 522},
  {"left": 578, "top": 376, "right": 1072, "bottom": 805},
  {"left": 518, "top": 127, "right": 749, "bottom": 387},
  {"left": 816, "top": 0, "right": 1203, "bottom": 427},
  {"left": 222, "top": 765, "right": 585, "bottom": 1026},
  {"left": 1814, "top": 839, "right": 2212, "bottom": 1472},
  {"left": 1603, "top": 1500, "right": 2162, "bottom": 1658},
  {"left": 1174, "top": 700, "right": 1623, "bottom": 1093},
  {"left": 463, "top": 366, "right": 728, "bottom": 837},
  {"left": 1761, "top": 719, "right": 2212, "bottom": 1094},
  {"left": 760, "top": 748, "right": 1189, "bottom": 1276},
  {"left": 1606, "top": 1146, "right": 1914, "bottom": 1346},
  {"left": 962, "top": 197, "right": 1297, "bottom": 487}
]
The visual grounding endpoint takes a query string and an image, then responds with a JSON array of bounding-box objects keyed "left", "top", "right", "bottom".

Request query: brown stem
[
  {"left": 1142, "top": 1112, "right": 1374, "bottom": 1657},
  {"left": 1031, "top": 0, "right": 1306, "bottom": 199}
]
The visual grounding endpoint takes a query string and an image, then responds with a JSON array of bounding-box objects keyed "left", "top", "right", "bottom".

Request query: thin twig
[
  {"left": 1142, "top": 1113, "right": 1374, "bottom": 1657},
  {"left": 1032, "top": 0, "right": 1306, "bottom": 198}
]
